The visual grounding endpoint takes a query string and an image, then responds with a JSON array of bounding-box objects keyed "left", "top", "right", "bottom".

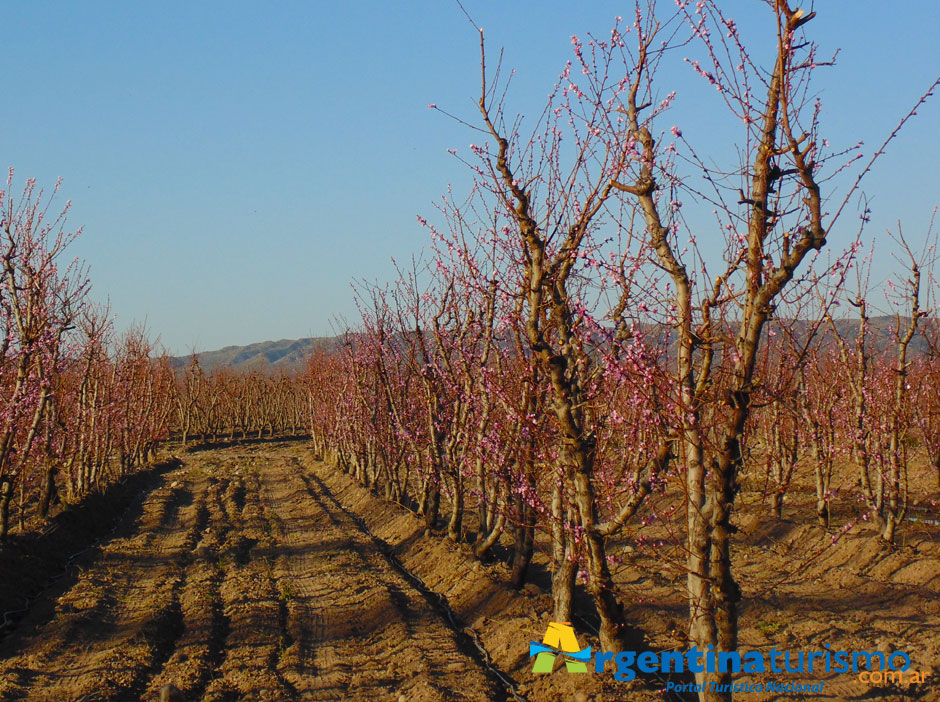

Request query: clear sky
[{"left": 2, "top": 1, "right": 939, "bottom": 353}]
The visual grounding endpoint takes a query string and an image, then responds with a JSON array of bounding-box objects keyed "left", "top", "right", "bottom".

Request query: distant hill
[
  {"left": 169, "top": 316, "right": 929, "bottom": 373},
  {"left": 169, "top": 336, "right": 340, "bottom": 372}
]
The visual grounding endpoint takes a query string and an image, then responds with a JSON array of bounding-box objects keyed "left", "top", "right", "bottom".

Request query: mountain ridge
[
  {"left": 169, "top": 315, "right": 929, "bottom": 372},
  {"left": 169, "top": 336, "right": 340, "bottom": 372}
]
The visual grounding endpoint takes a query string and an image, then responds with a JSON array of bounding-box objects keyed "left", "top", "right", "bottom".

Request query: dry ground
[
  {"left": 0, "top": 444, "right": 502, "bottom": 701},
  {"left": 0, "top": 442, "right": 937, "bottom": 701},
  {"left": 310, "top": 453, "right": 940, "bottom": 702}
]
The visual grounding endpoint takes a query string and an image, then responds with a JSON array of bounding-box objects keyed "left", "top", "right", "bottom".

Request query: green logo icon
[{"left": 529, "top": 622, "right": 592, "bottom": 673}]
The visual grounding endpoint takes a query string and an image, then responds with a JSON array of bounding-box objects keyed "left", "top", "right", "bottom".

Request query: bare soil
[
  {"left": 0, "top": 444, "right": 502, "bottom": 701},
  {"left": 0, "top": 442, "right": 937, "bottom": 702},
  {"left": 303, "top": 452, "right": 940, "bottom": 702}
]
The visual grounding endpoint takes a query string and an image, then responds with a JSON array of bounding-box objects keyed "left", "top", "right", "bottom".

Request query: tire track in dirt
[
  {"left": 0, "top": 466, "right": 202, "bottom": 700},
  {"left": 299, "top": 467, "right": 525, "bottom": 701},
  {"left": 143, "top": 472, "right": 234, "bottom": 700},
  {"left": 0, "top": 444, "right": 510, "bottom": 701},
  {"left": 286, "top": 455, "right": 507, "bottom": 701},
  {"left": 201, "top": 459, "right": 299, "bottom": 701}
]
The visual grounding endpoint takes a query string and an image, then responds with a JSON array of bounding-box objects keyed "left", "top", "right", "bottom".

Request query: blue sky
[{"left": 2, "top": 1, "right": 938, "bottom": 353}]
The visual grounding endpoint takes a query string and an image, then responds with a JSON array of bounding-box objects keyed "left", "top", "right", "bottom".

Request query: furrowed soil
[
  {"left": 0, "top": 442, "right": 937, "bottom": 702},
  {"left": 0, "top": 444, "right": 503, "bottom": 702}
]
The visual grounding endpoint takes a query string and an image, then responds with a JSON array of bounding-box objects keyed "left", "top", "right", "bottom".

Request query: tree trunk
[
  {"left": 569, "top": 451, "right": 627, "bottom": 652},
  {"left": 881, "top": 512, "right": 897, "bottom": 544},
  {"left": 38, "top": 463, "right": 59, "bottom": 519},
  {"left": 509, "top": 505, "right": 534, "bottom": 588},
  {"left": 816, "top": 499, "right": 830, "bottom": 528},
  {"left": 447, "top": 472, "right": 463, "bottom": 541},
  {"left": 552, "top": 551, "right": 577, "bottom": 623},
  {"left": 0, "top": 479, "right": 13, "bottom": 544},
  {"left": 424, "top": 483, "right": 440, "bottom": 533},
  {"left": 549, "top": 491, "right": 579, "bottom": 623},
  {"left": 772, "top": 490, "right": 784, "bottom": 519}
]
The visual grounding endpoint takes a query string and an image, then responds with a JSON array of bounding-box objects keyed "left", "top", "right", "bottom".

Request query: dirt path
[{"left": 0, "top": 444, "right": 504, "bottom": 702}]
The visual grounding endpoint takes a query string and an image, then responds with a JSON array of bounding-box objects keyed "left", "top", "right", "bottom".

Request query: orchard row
[
  {"left": 3, "top": 4, "right": 937, "bottom": 701},
  {"left": 0, "top": 172, "right": 304, "bottom": 538},
  {"left": 305, "top": 5, "right": 938, "bottom": 701}
]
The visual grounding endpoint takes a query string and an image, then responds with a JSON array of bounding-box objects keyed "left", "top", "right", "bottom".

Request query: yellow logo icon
[{"left": 529, "top": 622, "right": 592, "bottom": 673}]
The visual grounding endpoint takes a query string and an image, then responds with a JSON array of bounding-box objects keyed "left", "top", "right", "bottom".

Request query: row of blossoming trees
[
  {"left": 0, "top": 172, "right": 181, "bottom": 541},
  {"left": 0, "top": 171, "right": 307, "bottom": 544},
  {"left": 174, "top": 359, "right": 307, "bottom": 446},
  {"left": 303, "top": 2, "right": 939, "bottom": 700}
]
